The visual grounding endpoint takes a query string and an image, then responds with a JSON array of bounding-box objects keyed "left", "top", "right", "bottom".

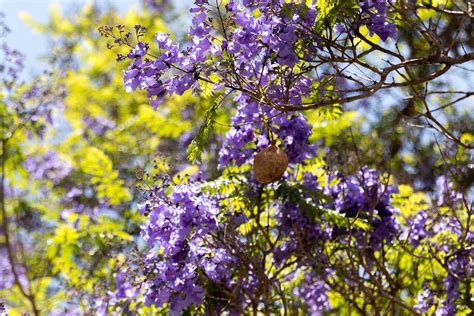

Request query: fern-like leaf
[{"left": 187, "top": 95, "right": 224, "bottom": 163}]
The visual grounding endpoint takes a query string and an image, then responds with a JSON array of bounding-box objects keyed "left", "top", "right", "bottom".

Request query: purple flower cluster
[
  {"left": 0, "top": 247, "right": 28, "bottom": 292},
  {"left": 1, "top": 19, "right": 60, "bottom": 137},
  {"left": 292, "top": 272, "right": 330, "bottom": 314},
  {"left": 274, "top": 204, "right": 329, "bottom": 267},
  {"left": 113, "top": 271, "right": 138, "bottom": 300},
  {"left": 0, "top": 248, "right": 14, "bottom": 291},
  {"left": 414, "top": 288, "right": 434, "bottom": 313},
  {"left": 438, "top": 250, "right": 472, "bottom": 315},
  {"left": 325, "top": 167, "right": 400, "bottom": 250},
  {"left": 411, "top": 240, "right": 472, "bottom": 315},
  {"left": 358, "top": 0, "right": 398, "bottom": 40},
  {"left": 218, "top": 93, "right": 316, "bottom": 169},
  {"left": 139, "top": 183, "right": 235, "bottom": 313},
  {"left": 325, "top": 168, "right": 398, "bottom": 218},
  {"left": 1, "top": 43, "right": 24, "bottom": 86},
  {"left": 403, "top": 175, "right": 471, "bottom": 248},
  {"left": 141, "top": 0, "right": 170, "bottom": 11},
  {"left": 407, "top": 210, "right": 428, "bottom": 247},
  {"left": 24, "top": 150, "right": 72, "bottom": 184},
  {"left": 123, "top": 26, "right": 220, "bottom": 109},
  {"left": 435, "top": 175, "right": 463, "bottom": 207},
  {"left": 121, "top": 0, "right": 398, "bottom": 110},
  {"left": 402, "top": 176, "right": 471, "bottom": 314},
  {"left": 83, "top": 116, "right": 116, "bottom": 136}
]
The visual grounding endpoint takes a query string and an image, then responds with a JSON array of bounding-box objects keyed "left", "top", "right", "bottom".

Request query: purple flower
[
  {"left": 408, "top": 211, "right": 428, "bottom": 247},
  {"left": 114, "top": 271, "right": 138, "bottom": 299},
  {"left": 435, "top": 176, "right": 463, "bottom": 206},
  {"left": 142, "top": 0, "right": 170, "bottom": 10},
  {"left": 24, "top": 150, "right": 72, "bottom": 184},
  {"left": 292, "top": 273, "right": 330, "bottom": 314},
  {"left": 83, "top": 116, "right": 116, "bottom": 136},
  {"left": 358, "top": 0, "right": 397, "bottom": 40},
  {"left": 414, "top": 288, "right": 434, "bottom": 313},
  {"left": 127, "top": 42, "right": 149, "bottom": 59},
  {"left": 140, "top": 182, "right": 236, "bottom": 312},
  {"left": 218, "top": 93, "right": 316, "bottom": 169},
  {"left": 366, "top": 14, "right": 398, "bottom": 40}
]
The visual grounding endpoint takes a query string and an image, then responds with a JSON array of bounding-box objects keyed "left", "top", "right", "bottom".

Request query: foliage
[{"left": 1, "top": 1, "right": 473, "bottom": 315}]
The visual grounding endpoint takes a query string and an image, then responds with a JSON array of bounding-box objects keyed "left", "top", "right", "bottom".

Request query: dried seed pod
[{"left": 253, "top": 144, "right": 288, "bottom": 184}]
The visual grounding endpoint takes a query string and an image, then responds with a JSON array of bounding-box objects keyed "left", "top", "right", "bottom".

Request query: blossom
[{"left": 24, "top": 150, "right": 72, "bottom": 184}]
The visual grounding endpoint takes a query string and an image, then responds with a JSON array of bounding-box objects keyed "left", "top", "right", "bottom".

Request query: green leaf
[
  {"left": 315, "top": 0, "right": 359, "bottom": 33},
  {"left": 276, "top": 182, "right": 325, "bottom": 221},
  {"left": 187, "top": 94, "right": 224, "bottom": 163},
  {"left": 281, "top": 3, "right": 298, "bottom": 19}
]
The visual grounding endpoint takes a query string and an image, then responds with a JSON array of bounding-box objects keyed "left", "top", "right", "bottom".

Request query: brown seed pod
[{"left": 253, "top": 144, "right": 288, "bottom": 184}]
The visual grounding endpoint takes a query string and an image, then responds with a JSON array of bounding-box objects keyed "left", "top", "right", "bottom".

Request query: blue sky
[{"left": 0, "top": 0, "right": 141, "bottom": 75}]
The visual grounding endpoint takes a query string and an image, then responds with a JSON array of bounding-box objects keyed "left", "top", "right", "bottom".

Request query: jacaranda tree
[{"left": 1, "top": 0, "right": 473, "bottom": 315}]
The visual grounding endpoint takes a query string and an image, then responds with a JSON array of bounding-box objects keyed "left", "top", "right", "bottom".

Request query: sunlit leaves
[{"left": 187, "top": 94, "right": 223, "bottom": 163}]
